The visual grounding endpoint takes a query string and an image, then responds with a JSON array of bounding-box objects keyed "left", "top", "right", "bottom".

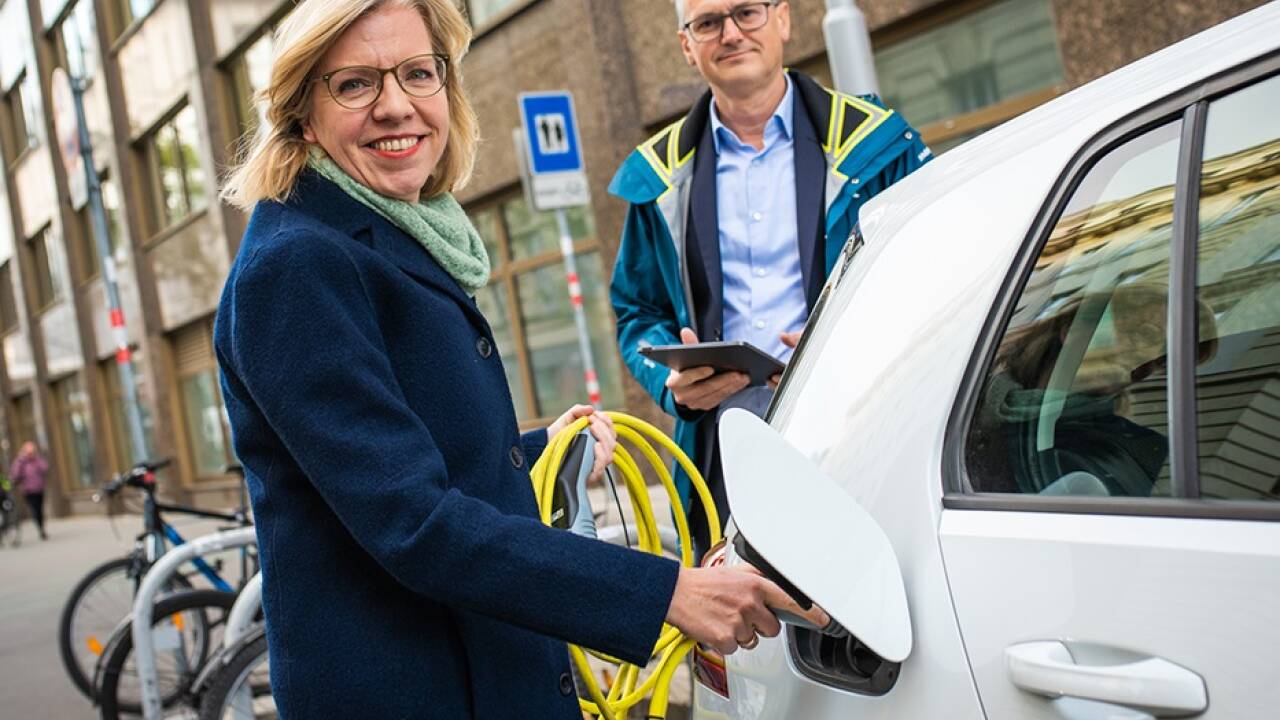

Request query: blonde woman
[{"left": 214, "top": 1, "right": 822, "bottom": 716}]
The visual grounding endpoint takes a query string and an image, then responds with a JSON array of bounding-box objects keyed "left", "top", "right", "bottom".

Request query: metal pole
[
  {"left": 131, "top": 527, "right": 258, "bottom": 720},
  {"left": 823, "top": 0, "right": 880, "bottom": 97},
  {"left": 69, "top": 72, "right": 149, "bottom": 465},
  {"left": 554, "top": 209, "right": 601, "bottom": 408}
]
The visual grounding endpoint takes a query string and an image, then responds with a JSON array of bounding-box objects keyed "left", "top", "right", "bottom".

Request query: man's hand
[
  {"left": 767, "top": 330, "right": 803, "bottom": 389},
  {"left": 546, "top": 405, "right": 616, "bottom": 483},
  {"left": 665, "top": 565, "right": 831, "bottom": 655},
  {"left": 666, "top": 328, "right": 749, "bottom": 411}
]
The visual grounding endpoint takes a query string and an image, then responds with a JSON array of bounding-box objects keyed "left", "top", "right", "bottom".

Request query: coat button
[
  {"left": 509, "top": 446, "right": 525, "bottom": 468},
  {"left": 559, "top": 672, "right": 574, "bottom": 696},
  {"left": 476, "top": 337, "right": 493, "bottom": 358}
]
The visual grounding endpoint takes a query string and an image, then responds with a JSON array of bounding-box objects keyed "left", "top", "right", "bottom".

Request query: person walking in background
[{"left": 10, "top": 442, "right": 48, "bottom": 540}]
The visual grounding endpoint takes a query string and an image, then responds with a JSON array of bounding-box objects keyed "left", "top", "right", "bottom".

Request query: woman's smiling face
[{"left": 302, "top": 4, "right": 448, "bottom": 203}]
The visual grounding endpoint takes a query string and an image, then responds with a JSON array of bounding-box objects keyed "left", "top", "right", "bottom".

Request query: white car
[{"left": 697, "top": 3, "right": 1280, "bottom": 719}]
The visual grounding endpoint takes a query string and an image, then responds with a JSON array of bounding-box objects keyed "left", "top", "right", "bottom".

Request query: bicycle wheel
[
  {"left": 198, "top": 631, "right": 272, "bottom": 720},
  {"left": 96, "top": 589, "right": 237, "bottom": 720},
  {"left": 0, "top": 498, "right": 18, "bottom": 547},
  {"left": 58, "top": 556, "right": 193, "bottom": 700}
]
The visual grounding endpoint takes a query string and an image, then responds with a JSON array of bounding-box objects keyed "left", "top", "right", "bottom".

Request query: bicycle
[
  {"left": 0, "top": 475, "right": 21, "bottom": 548},
  {"left": 57, "top": 459, "right": 253, "bottom": 705}
]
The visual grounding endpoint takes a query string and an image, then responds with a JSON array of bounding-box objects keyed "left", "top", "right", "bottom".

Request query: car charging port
[{"left": 790, "top": 625, "right": 901, "bottom": 696}]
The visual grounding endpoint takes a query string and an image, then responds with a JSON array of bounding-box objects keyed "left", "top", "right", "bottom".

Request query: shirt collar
[{"left": 710, "top": 74, "right": 794, "bottom": 154}]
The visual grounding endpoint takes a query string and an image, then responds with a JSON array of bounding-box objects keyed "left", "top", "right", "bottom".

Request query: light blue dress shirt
[{"left": 710, "top": 76, "right": 807, "bottom": 362}]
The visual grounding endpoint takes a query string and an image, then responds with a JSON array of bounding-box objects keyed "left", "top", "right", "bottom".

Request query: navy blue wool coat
[{"left": 214, "top": 171, "right": 680, "bottom": 719}]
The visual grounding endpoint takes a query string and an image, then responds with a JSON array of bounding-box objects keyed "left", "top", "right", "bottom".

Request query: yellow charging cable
[{"left": 530, "top": 411, "right": 721, "bottom": 720}]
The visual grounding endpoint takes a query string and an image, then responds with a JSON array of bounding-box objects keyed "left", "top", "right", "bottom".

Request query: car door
[{"left": 941, "top": 63, "right": 1280, "bottom": 719}]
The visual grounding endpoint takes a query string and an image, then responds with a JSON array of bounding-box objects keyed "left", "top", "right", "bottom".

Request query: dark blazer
[{"left": 214, "top": 171, "right": 679, "bottom": 719}]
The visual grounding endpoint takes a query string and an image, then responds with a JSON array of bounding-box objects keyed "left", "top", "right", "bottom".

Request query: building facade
[{"left": 0, "top": 0, "right": 1267, "bottom": 515}]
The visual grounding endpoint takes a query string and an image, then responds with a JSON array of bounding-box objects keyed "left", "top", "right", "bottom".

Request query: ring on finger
[{"left": 739, "top": 634, "right": 759, "bottom": 650}]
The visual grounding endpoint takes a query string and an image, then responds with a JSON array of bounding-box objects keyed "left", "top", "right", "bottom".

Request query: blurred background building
[{"left": 0, "top": 0, "right": 1268, "bottom": 515}]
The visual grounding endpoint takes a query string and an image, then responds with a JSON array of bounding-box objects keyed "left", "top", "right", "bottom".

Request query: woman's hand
[
  {"left": 547, "top": 404, "right": 616, "bottom": 483},
  {"left": 665, "top": 565, "right": 830, "bottom": 655}
]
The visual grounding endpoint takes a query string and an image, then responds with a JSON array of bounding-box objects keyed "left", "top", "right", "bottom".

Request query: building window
[
  {"left": 111, "top": 0, "right": 155, "bottom": 38},
  {"left": 56, "top": 0, "right": 100, "bottom": 82},
  {"left": 28, "top": 226, "right": 71, "bottom": 311},
  {"left": 0, "top": 262, "right": 18, "bottom": 334},
  {"left": 72, "top": 175, "right": 126, "bottom": 283},
  {"left": 173, "top": 319, "right": 234, "bottom": 479},
  {"left": 10, "top": 392, "right": 37, "bottom": 450},
  {"left": 143, "top": 104, "right": 207, "bottom": 236},
  {"left": 881, "top": 0, "right": 1065, "bottom": 150},
  {"left": 227, "top": 30, "right": 275, "bottom": 146},
  {"left": 802, "top": 0, "right": 1066, "bottom": 153},
  {"left": 52, "top": 373, "right": 96, "bottom": 490},
  {"left": 469, "top": 193, "right": 626, "bottom": 424},
  {"left": 100, "top": 352, "right": 155, "bottom": 471},
  {"left": 2, "top": 72, "right": 39, "bottom": 164},
  {"left": 466, "top": 0, "right": 523, "bottom": 29}
]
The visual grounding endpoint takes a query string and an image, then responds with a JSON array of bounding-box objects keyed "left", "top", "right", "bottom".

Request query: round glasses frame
[
  {"left": 681, "top": 0, "right": 780, "bottom": 43},
  {"left": 314, "top": 53, "right": 450, "bottom": 110}
]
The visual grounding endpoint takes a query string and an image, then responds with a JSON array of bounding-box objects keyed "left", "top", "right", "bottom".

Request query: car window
[
  {"left": 965, "top": 120, "right": 1184, "bottom": 497},
  {"left": 1193, "top": 73, "right": 1280, "bottom": 502}
]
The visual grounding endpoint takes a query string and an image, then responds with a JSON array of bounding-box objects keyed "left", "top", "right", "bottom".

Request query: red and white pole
[{"left": 556, "top": 210, "right": 602, "bottom": 408}]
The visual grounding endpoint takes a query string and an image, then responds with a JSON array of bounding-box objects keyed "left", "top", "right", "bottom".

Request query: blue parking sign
[{"left": 519, "top": 92, "right": 583, "bottom": 174}]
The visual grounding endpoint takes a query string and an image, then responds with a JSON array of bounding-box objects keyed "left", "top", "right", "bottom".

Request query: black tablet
[{"left": 639, "top": 341, "right": 784, "bottom": 386}]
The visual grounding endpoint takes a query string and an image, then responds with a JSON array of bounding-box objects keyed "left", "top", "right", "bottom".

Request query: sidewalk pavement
[
  {"left": 0, "top": 513, "right": 237, "bottom": 720},
  {"left": 0, "top": 483, "right": 695, "bottom": 720}
]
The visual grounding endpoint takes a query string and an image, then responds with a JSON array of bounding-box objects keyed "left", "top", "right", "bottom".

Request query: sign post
[
  {"left": 52, "top": 67, "right": 149, "bottom": 465},
  {"left": 516, "top": 92, "right": 601, "bottom": 407}
]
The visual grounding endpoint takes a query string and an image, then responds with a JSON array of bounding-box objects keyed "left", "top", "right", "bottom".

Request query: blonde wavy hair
[{"left": 220, "top": 0, "right": 478, "bottom": 209}]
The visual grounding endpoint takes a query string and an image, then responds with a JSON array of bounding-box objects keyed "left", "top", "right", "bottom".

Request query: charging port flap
[{"left": 718, "top": 408, "right": 912, "bottom": 663}]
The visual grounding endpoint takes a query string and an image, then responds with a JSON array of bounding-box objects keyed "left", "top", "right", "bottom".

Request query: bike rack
[
  {"left": 224, "top": 571, "right": 263, "bottom": 649},
  {"left": 131, "top": 526, "right": 258, "bottom": 720}
]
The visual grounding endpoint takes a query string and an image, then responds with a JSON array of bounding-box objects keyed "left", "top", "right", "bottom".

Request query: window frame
[
  {"left": 53, "top": 0, "right": 100, "bottom": 85},
  {"left": 943, "top": 49, "right": 1280, "bottom": 522},
  {"left": 138, "top": 101, "right": 207, "bottom": 241},
  {"left": 2, "top": 72, "right": 37, "bottom": 167},
  {"left": 171, "top": 318, "right": 235, "bottom": 482},
  {"left": 468, "top": 188, "right": 620, "bottom": 428},
  {"left": 50, "top": 372, "right": 97, "bottom": 494},
  {"left": 0, "top": 261, "right": 19, "bottom": 334},
  {"left": 27, "top": 224, "right": 68, "bottom": 313}
]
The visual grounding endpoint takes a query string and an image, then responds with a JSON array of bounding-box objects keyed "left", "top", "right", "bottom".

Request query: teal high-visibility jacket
[{"left": 608, "top": 71, "right": 931, "bottom": 511}]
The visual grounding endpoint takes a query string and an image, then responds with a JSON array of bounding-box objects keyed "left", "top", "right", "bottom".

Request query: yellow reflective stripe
[
  {"left": 823, "top": 88, "right": 839, "bottom": 155},
  {"left": 833, "top": 95, "right": 890, "bottom": 159},
  {"left": 639, "top": 140, "right": 669, "bottom": 182},
  {"left": 672, "top": 117, "right": 695, "bottom": 170}
]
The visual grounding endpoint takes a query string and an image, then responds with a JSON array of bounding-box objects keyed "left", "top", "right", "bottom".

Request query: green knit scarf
[{"left": 307, "top": 149, "right": 490, "bottom": 294}]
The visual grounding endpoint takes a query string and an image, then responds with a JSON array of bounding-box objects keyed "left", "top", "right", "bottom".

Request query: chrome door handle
[{"left": 1005, "top": 641, "right": 1207, "bottom": 717}]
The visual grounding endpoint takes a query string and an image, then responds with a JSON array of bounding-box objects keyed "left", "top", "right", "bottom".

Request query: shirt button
[
  {"left": 751, "top": 211, "right": 763, "bottom": 222},
  {"left": 754, "top": 320, "right": 766, "bottom": 330},
  {"left": 559, "top": 672, "right": 574, "bottom": 696},
  {"left": 509, "top": 446, "right": 525, "bottom": 469},
  {"left": 754, "top": 268, "right": 768, "bottom": 277},
  {"left": 476, "top": 337, "right": 493, "bottom": 358}
]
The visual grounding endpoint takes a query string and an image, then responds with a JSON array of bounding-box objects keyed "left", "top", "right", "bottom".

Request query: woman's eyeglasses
[{"left": 315, "top": 53, "right": 449, "bottom": 110}]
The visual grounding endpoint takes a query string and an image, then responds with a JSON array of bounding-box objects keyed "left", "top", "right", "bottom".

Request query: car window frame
[{"left": 943, "top": 49, "right": 1280, "bottom": 522}]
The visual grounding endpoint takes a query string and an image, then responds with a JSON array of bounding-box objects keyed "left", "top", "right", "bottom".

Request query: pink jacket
[{"left": 10, "top": 454, "right": 48, "bottom": 494}]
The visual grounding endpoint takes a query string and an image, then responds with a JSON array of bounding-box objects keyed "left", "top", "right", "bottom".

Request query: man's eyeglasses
[
  {"left": 682, "top": 0, "right": 780, "bottom": 43},
  {"left": 314, "top": 53, "right": 449, "bottom": 110}
]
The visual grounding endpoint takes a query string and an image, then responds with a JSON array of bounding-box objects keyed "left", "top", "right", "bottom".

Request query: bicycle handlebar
[{"left": 92, "top": 458, "right": 172, "bottom": 502}]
